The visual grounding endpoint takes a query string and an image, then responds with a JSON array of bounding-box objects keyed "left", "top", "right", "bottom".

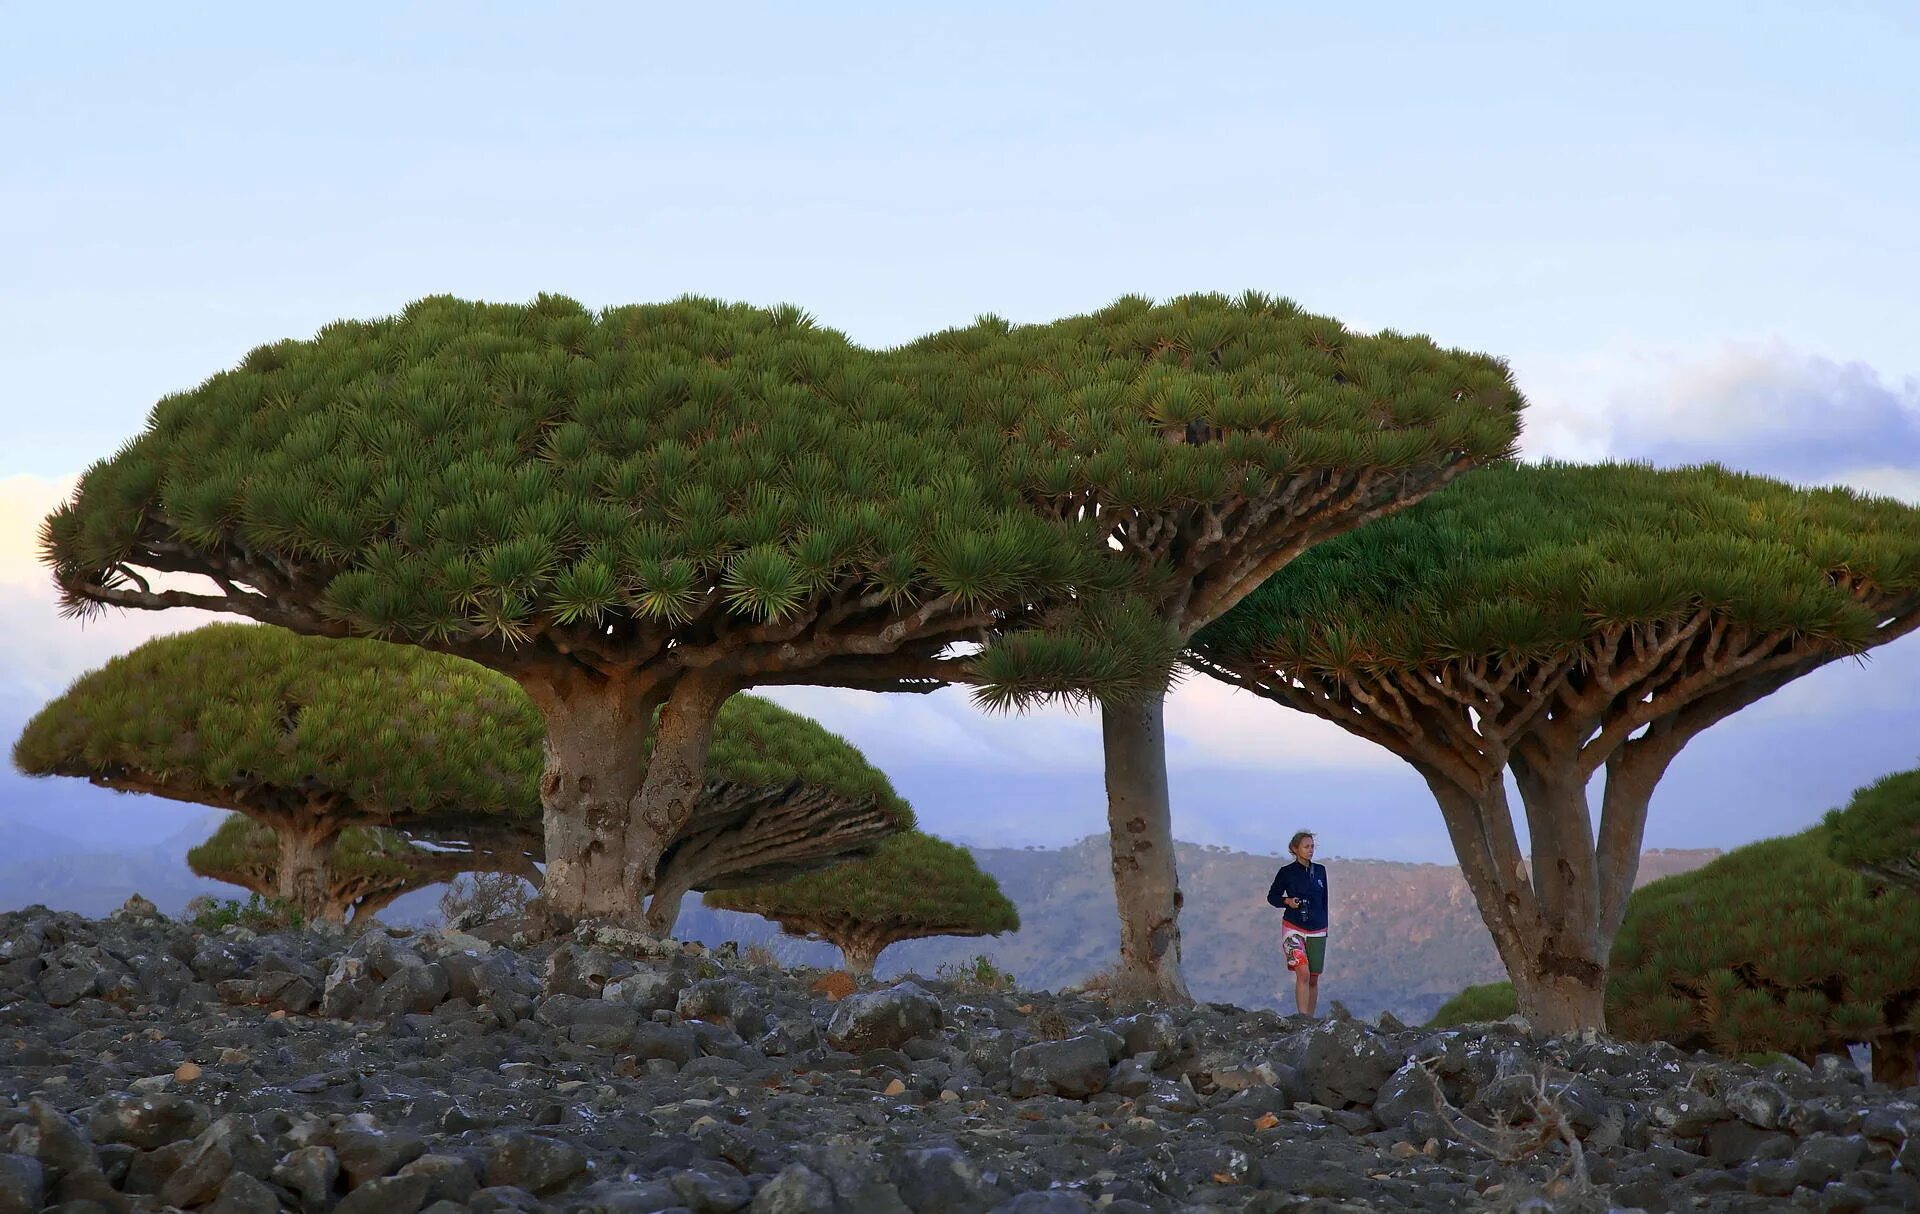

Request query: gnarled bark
[
  {"left": 622, "top": 673, "right": 731, "bottom": 913},
  {"left": 270, "top": 821, "right": 339, "bottom": 922},
  {"left": 1103, "top": 694, "right": 1189, "bottom": 1003},
  {"left": 523, "top": 671, "right": 662, "bottom": 922}
]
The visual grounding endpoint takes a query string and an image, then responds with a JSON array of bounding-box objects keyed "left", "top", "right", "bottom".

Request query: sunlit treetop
[
  {"left": 42, "top": 291, "right": 1522, "bottom": 699},
  {"left": 1197, "top": 461, "right": 1920, "bottom": 674},
  {"left": 39, "top": 293, "right": 1148, "bottom": 688},
  {"left": 13, "top": 622, "right": 542, "bottom": 829},
  {"left": 12, "top": 623, "right": 910, "bottom": 830},
  {"left": 900, "top": 291, "right": 1525, "bottom": 683},
  {"left": 704, "top": 830, "right": 1018, "bottom": 935}
]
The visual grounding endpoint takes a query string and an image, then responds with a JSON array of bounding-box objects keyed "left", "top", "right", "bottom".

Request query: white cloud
[{"left": 1519, "top": 341, "right": 1920, "bottom": 499}]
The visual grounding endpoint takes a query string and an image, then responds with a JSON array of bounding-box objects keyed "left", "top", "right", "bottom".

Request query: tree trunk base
[{"left": 1102, "top": 694, "right": 1191, "bottom": 1005}]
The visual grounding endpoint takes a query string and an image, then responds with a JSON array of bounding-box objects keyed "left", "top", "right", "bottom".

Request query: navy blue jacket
[{"left": 1266, "top": 861, "right": 1329, "bottom": 932}]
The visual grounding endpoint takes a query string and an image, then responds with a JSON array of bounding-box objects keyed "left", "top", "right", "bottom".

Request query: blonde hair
[{"left": 1288, "top": 830, "right": 1315, "bottom": 855}]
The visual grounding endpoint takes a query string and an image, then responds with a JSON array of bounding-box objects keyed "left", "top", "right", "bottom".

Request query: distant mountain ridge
[
  {"left": 678, "top": 836, "right": 1720, "bottom": 1022},
  {"left": 0, "top": 812, "right": 1716, "bottom": 1023}
]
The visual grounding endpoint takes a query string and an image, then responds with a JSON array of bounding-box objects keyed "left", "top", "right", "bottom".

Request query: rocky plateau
[{"left": 1, "top": 897, "right": 1916, "bottom": 1213}]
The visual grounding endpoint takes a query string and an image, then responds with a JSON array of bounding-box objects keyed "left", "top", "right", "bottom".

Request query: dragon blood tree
[
  {"left": 704, "top": 831, "right": 1018, "bottom": 977},
  {"left": 1612, "top": 829, "right": 1920, "bottom": 1085},
  {"left": 13, "top": 623, "right": 541, "bottom": 920},
  {"left": 40, "top": 294, "right": 1144, "bottom": 922},
  {"left": 1190, "top": 462, "right": 1920, "bottom": 1032},
  {"left": 14, "top": 623, "right": 913, "bottom": 927},
  {"left": 1824, "top": 767, "right": 1920, "bottom": 894},
  {"left": 188, "top": 816, "right": 538, "bottom": 924},
  {"left": 907, "top": 293, "right": 1523, "bottom": 999},
  {"left": 642, "top": 695, "right": 912, "bottom": 934}
]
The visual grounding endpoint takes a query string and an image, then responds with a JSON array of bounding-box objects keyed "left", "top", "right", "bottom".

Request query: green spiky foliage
[
  {"left": 36, "top": 293, "right": 1178, "bottom": 919},
  {"left": 1428, "top": 981, "right": 1519, "bottom": 1028},
  {"left": 704, "top": 832, "right": 1018, "bottom": 977},
  {"left": 13, "top": 623, "right": 910, "bottom": 926},
  {"left": 187, "top": 814, "right": 535, "bottom": 924},
  {"left": 1612, "top": 829, "right": 1920, "bottom": 1078},
  {"left": 644, "top": 694, "right": 914, "bottom": 934},
  {"left": 1429, "top": 823, "right": 1920, "bottom": 1083},
  {"left": 1824, "top": 767, "right": 1920, "bottom": 893},
  {"left": 908, "top": 292, "right": 1526, "bottom": 1002},
  {"left": 14, "top": 622, "right": 541, "bottom": 919},
  {"left": 1192, "top": 461, "right": 1920, "bottom": 1033}
]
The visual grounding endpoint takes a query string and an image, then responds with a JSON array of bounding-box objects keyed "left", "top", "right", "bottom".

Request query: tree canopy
[
  {"left": 14, "top": 623, "right": 911, "bottom": 924},
  {"left": 1191, "top": 461, "right": 1920, "bottom": 1032},
  {"left": 910, "top": 292, "right": 1525, "bottom": 1002},
  {"left": 38, "top": 290, "right": 1523, "bottom": 931},
  {"left": 14, "top": 623, "right": 542, "bottom": 827},
  {"left": 188, "top": 815, "right": 534, "bottom": 924},
  {"left": 1429, "top": 823, "right": 1920, "bottom": 1085},
  {"left": 1824, "top": 767, "right": 1920, "bottom": 893},
  {"left": 704, "top": 831, "right": 1018, "bottom": 976}
]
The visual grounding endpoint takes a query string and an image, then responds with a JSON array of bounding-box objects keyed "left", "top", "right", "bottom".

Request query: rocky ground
[{"left": 1, "top": 898, "right": 1916, "bottom": 1213}]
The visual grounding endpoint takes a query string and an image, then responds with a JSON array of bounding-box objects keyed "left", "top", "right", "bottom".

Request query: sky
[{"left": 3, "top": 2, "right": 1918, "bottom": 869}]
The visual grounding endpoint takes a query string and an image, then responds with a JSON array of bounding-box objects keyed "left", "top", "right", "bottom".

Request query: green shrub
[{"left": 1428, "top": 980, "right": 1517, "bottom": 1027}]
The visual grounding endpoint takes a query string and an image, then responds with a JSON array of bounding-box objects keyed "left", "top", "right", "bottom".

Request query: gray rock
[
  {"left": 631, "top": 1021, "right": 700, "bottom": 1066},
  {"left": 336, "top": 1172, "right": 432, "bottom": 1214},
  {"left": 1704, "top": 1118, "right": 1793, "bottom": 1166},
  {"left": 668, "top": 1166, "right": 752, "bottom": 1212},
  {"left": 468, "top": 1187, "right": 548, "bottom": 1212},
  {"left": 162, "top": 1116, "right": 273, "bottom": 1209},
  {"left": 271, "top": 1144, "right": 339, "bottom": 1213},
  {"left": 28, "top": 1100, "right": 99, "bottom": 1179},
  {"left": 1284, "top": 1017, "right": 1400, "bottom": 1107},
  {"left": 88, "top": 1092, "right": 209, "bottom": 1150},
  {"left": 824, "top": 983, "right": 944, "bottom": 1053},
  {"left": 483, "top": 1133, "right": 585, "bottom": 1194},
  {"left": 750, "top": 1163, "right": 835, "bottom": 1213},
  {"left": 360, "top": 963, "right": 451, "bottom": 1018},
  {"left": 1651, "top": 1087, "right": 1728, "bottom": 1138},
  {"left": 569, "top": 1178, "right": 682, "bottom": 1212},
  {"left": 989, "top": 1192, "right": 1092, "bottom": 1212},
  {"left": 1727, "top": 1078, "right": 1790, "bottom": 1129},
  {"left": 603, "top": 968, "right": 682, "bottom": 1014},
  {"left": 677, "top": 978, "right": 739, "bottom": 1025},
  {"left": 1113, "top": 1012, "right": 1193, "bottom": 1066},
  {"left": 1008, "top": 1036, "right": 1111, "bottom": 1099},
  {"left": 0, "top": 1154, "right": 45, "bottom": 1214},
  {"left": 1371, "top": 1059, "right": 1449, "bottom": 1139},
  {"left": 332, "top": 1126, "right": 427, "bottom": 1187},
  {"left": 396, "top": 1153, "right": 480, "bottom": 1205},
  {"left": 121, "top": 1139, "right": 194, "bottom": 1197},
  {"left": 892, "top": 1146, "right": 991, "bottom": 1213},
  {"left": 568, "top": 1001, "right": 640, "bottom": 1051},
  {"left": 206, "top": 1171, "right": 282, "bottom": 1214}
]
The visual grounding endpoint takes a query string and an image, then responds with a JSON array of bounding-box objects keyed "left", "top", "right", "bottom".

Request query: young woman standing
[{"left": 1266, "top": 830, "right": 1329, "bottom": 1017}]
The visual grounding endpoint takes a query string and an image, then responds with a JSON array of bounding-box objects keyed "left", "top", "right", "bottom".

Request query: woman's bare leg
[{"left": 1305, "top": 972, "right": 1321, "bottom": 1017}]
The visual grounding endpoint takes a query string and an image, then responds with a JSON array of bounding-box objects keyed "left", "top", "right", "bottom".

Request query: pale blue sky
[{"left": 3, "top": 3, "right": 1918, "bottom": 863}]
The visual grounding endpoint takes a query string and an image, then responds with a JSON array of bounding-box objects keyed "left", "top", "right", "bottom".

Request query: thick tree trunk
[
  {"left": 1425, "top": 775, "right": 1608, "bottom": 1034},
  {"left": 273, "top": 823, "right": 338, "bottom": 922},
  {"left": 1102, "top": 694, "right": 1190, "bottom": 1003},
  {"left": 526, "top": 673, "right": 657, "bottom": 922},
  {"left": 621, "top": 675, "right": 729, "bottom": 911},
  {"left": 1872, "top": 1032, "right": 1918, "bottom": 1087},
  {"left": 840, "top": 943, "right": 879, "bottom": 978},
  {"left": 1509, "top": 759, "right": 1612, "bottom": 1035}
]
